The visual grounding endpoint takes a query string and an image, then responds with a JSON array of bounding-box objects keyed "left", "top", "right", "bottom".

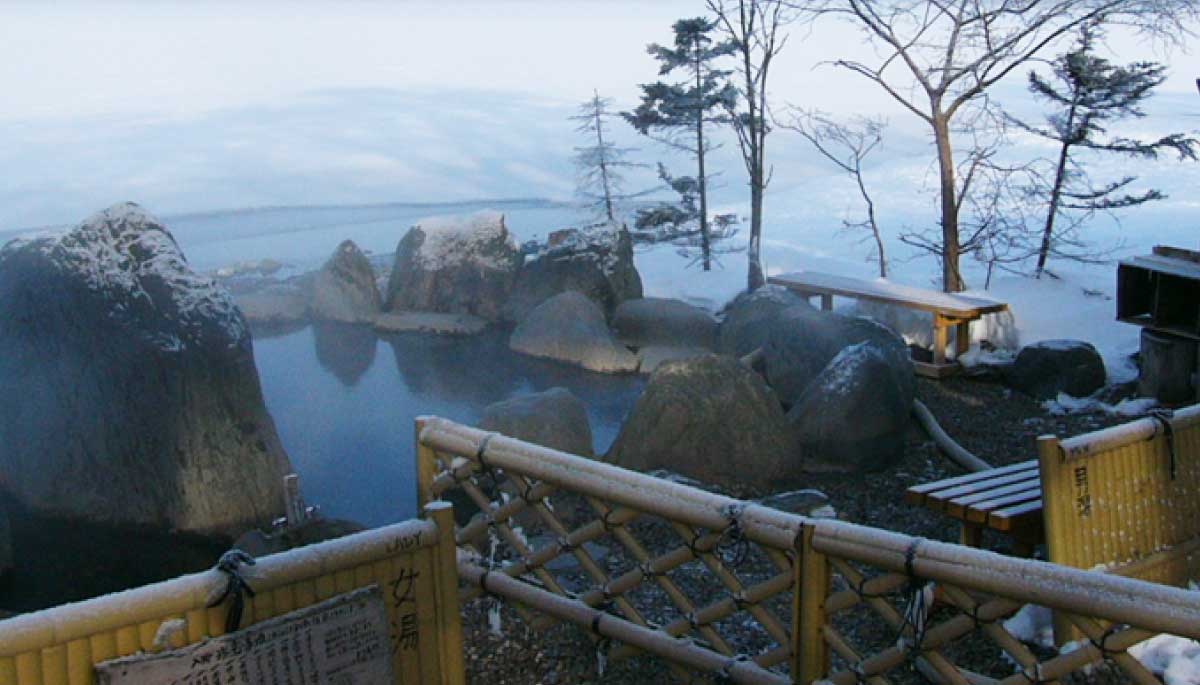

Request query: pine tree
[
  {"left": 1011, "top": 23, "right": 1198, "bottom": 276},
  {"left": 571, "top": 90, "right": 641, "bottom": 228},
  {"left": 624, "top": 17, "right": 738, "bottom": 271}
]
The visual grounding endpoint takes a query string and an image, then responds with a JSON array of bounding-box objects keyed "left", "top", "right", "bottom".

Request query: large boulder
[
  {"left": 479, "top": 388, "right": 594, "bottom": 458},
  {"left": 309, "top": 240, "right": 381, "bottom": 324},
  {"left": 607, "top": 355, "right": 797, "bottom": 491},
  {"left": 509, "top": 291, "right": 638, "bottom": 373},
  {"left": 763, "top": 305, "right": 913, "bottom": 407},
  {"left": 503, "top": 225, "right": 643, "bottom": 323},
  {"left": 786, "top": 342, "right": 914, "bottom": 472},
  {"left": 1006, "top": 340, "right": 1106, "bottom": 399},
  {"left": 717, "top": 286, "right": 813, "bottom": 358},
  {"left": 612, "top": 297, "right": 718, "bottom": 350},
  {"left": 0, "top": 204, "right": 291, "bottom": 536},
  {"left": 384, "top": 211, "right": 522, "bottom": 321}
]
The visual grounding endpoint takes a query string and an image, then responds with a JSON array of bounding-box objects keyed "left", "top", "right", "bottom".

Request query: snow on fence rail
[
  {"left": 0, "top": 503, "right": 465, "bottom": 685},
  {"left": 416, "top": 415, "right": 1200, "bottom": 685}
]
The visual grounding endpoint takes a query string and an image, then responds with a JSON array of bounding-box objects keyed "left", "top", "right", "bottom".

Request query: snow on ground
[{"left": 1004, "top": 601, "right": 1200, "bottom": 685}]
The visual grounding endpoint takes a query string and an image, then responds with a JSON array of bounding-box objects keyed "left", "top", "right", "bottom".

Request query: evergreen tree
[
  {"left": 632, "top": 164, "right": 740, "bottom": 267},
  {"left": 1011, "top": 23, "right": 1198, "bottom": 276},
  {"left": 571, "top": 90, "right": 641, "bottom": 227},
  {"left": 624, "top": 17, "right": 738, "bottom": 271}
]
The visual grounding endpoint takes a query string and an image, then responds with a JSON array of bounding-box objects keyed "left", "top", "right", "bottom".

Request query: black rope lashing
[
  {"left": 895, "top": 538, "right": 930, "bottom": 658},
  {"left": 1019, "top": 663, "right": 1048, "bottom": 685},
  {"left": 639, "top": 560, "right": 658, "bottom": 581},
  {"left": 1090, "top": 622, "right": 1128, "bottom": 659},
  {"left": 600, "top": 507, "right": 622, "bottom": 532},
  {"left": 717, "top": 504, "right": 749, "bottom": 567},
  {"left": 519, "top": 479, "right": 541, "bottom": 506},
  {"left": 1148, "top": 409, "right": 1177, "bottom": 480},
  {"left": 685, "top": 529, "right": 707, "bottom": 558},
  {"left": 208, "top": 549, "right": 257, "bottom": 633},
  {"left": 732, "top": 589, "right": 752, "bottom": 612},
  {"left": 715, "top": 654, "right": 750, "bottom": 684},
  {"left": 557, "top": 536, "right": 576, "bottom": 555},
  {"left": 474, "top": 433, "right": 499, "bottom": 484}
]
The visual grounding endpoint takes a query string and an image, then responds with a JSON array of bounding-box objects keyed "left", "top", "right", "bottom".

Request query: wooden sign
[{"left": 96, "top": 586, "right": 395, "bottom": 685}]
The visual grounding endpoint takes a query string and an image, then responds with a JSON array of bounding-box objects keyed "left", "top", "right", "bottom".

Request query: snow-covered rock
[
  {"left": 384, "top": 211, "right": 522, "bottom": 321},
  {"left": 1006, "top": 339, "right": 1107, "bottom": 400},
  {"left": 786, "top": 341, "right": 914, "bottom": 472},
  {"left": 0, "top": 203, "right": 292, "bottom": 536},
  {"left": 309, "top": 239, "right": 381, "bottom": 324},
  {"left": 763, "top": 304, "right": 914, "bottom": 407},
  {"left": 502, "top": 223, "right": 642, "bottom": 323}
]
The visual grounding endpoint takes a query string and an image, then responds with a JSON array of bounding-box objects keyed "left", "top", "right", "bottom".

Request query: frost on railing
[{"left": 418, "top": 416, "right": 1200, "bottom": 685}]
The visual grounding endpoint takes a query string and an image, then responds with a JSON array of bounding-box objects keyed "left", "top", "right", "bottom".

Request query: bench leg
[
  {"left": 933, "top": 322, "right": 949, "bottom": 365},
  {"left": 959, "top": 523, "right": 983, "bottom": 548},
  {"left": 955, "top": 321, "right": 971, "bottom": 358},
  {"left": 820, "top": 294, "right": 833, "bottom": 311}
]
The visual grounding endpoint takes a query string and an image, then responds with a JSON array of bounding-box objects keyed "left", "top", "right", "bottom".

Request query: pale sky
[{"left": 1, "top": 1, "right": 1197, "bottom": 229}]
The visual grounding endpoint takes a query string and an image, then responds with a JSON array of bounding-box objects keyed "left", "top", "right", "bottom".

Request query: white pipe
[{"left": 912, "top": 398, "right": 993, "bottom": 473}]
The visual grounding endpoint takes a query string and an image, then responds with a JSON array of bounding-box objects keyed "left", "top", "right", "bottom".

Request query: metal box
[{"left": 1117, "top": 246, "right": 1200, "bottom": 341}]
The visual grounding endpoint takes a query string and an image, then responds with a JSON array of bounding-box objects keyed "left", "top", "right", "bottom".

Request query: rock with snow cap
[
  {"left": 762, "top": 304, "right": 913, "bottom": 407},
  {"left": 384, "top": 211, "right": 522, "bottom": 321},
  {"left": 1005, "top": 339, "right": 1106, "bottom": 400},
  {"left": 717, "top": 285, "right": 814, "bottom": 358},
  {"left": 502, "top": 223, "right": 643, "bottom": 323},
  {"left": 0, "top": 203, "right": 292, "bottom": 536},
  {"left": 785, "top": 341, "right": 914, "bottom": 472}
]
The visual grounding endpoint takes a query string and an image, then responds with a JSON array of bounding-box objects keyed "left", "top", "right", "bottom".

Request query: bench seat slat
[
  {"left": 922, "top": 469, "right": 1040, "bottom": 507},
  {"left": 989, "top": 500, "right": 1044, "bottom": 532},
  {"left": 904, "top": 460, "right": 1037, "bottom": 498},
  {"left": 963, "top": 488, "right": 1043, "bottom": 523}
]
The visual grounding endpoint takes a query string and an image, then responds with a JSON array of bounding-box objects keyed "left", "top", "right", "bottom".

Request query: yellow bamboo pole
[
  {"left": 794, "top": 523, "right": 829, "bottom": 684},
  {"left": 415, "top": 416, "right": 437, "bottom": 511},
  {"left": 427, "top": 502, "right": 466, "bottom": 685}
]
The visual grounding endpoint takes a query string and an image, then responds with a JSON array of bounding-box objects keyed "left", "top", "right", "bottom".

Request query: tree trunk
[
  {"left": 695, "top": 58, "right": 711, "bottom": 271},
  {"left": 933, "top": 113, "right": 963, "bottom": 292},
  {"left": 748, "top": 179, "right": 765, "bottom": 289},
  {"left": 1037, "top": 98, "right": 1078, "bottom": 277},
  {"left": 592, "top": 92, "right": 615, "bottom": 223}
]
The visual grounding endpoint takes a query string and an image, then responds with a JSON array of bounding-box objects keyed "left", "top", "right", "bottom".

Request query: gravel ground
[{"left": 459, "top": 375, "right": 1145, "bottom": 684}]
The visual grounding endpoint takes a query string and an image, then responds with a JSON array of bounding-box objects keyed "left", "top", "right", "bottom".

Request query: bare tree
[
  {"left": 707, "top": 0, "right": 794, "bottom": 290},
  {"left": 1010, "top": 23, "right": 1198, "bottom": 277},
  {"left": 781, "top": 110, "right": 889, "bottom": 277},
  {"left": 792, "top": 0, "right": 1198, "bottom": 291}
]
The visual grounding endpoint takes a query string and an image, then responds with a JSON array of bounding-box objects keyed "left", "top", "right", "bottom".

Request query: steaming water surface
[{"left": 253, "top": 323, "right": 645, "bottom": 528}]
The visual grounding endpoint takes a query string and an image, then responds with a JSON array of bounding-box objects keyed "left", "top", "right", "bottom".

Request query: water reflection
[
  {"left": 253, "top": 325, "right": 644, "bottom": 528},
  {"left": 313, "top": 321, "right": 378, "bottom": 387},
  {"left": 386, "top": 330, "right": 523, "bottom": 404}
]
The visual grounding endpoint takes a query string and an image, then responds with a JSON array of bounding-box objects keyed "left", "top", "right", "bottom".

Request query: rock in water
[
  {"left": 612, "top": 297, "right": 718, "bottom": 350},
  {"left": 786, "top": 342, "right": 914, "bottom": 472},
  {"left": 309, "top": 240, "right": 381, "bottom": 324},
  {"left": 479, "top": 388, "right": 594, "bottom": 457},
  {"left": 607, "top": 354, "right": 797, "bottom": 490},
  {"left": 1006, "top": 340, "right": 1106, "bottom": 400},
  {"left": 509, "top": 291, "right": 639, "bottom": 373},
  {"left": 502, "top": 224, "right": 643, "bottom": 323},
  {"left": 0, "top": 203, "right": 291, "bottom": 536},
  {"left": 384, "top": 211, "right": 522, "bottom": 321}
]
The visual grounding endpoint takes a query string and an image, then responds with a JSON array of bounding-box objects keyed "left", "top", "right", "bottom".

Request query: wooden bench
[
  {"left": 904, "top": 460, "right": 1043, "bottom": 556},
  {"left": 768, "top": 271, "right": 1009, "bottom": 378}
]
